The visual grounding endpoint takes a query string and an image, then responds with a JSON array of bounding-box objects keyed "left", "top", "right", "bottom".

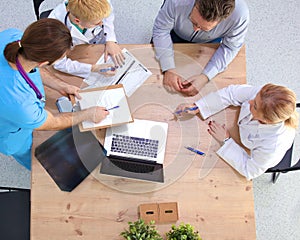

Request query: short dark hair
[
  {"left": 195, "top": 0, "right": 235, "bottom": 22},
  {"left": 4, "top": 18, "right": 72, "bottom": 65}
]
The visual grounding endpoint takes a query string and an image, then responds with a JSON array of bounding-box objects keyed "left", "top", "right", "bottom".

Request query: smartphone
[{"left": 56, "top": 96, "right": 73, "bottom": 112}]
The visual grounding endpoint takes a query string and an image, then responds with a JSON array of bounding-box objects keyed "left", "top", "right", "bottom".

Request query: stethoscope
[
  {"left": 64, "top": 12, "right": 106, "bottom": 44},
  {"left": 16, "top": 57, "right": 45, "bottom": 102}
]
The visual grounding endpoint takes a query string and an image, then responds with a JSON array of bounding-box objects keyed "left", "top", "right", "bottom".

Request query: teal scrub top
[{"left": 0, "top": 28, "right": 47, "bottom": 170}]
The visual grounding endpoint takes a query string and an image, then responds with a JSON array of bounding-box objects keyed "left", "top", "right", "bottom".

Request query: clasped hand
[{"left": 163, "top": 70, "right": 209, "bottom": 96}]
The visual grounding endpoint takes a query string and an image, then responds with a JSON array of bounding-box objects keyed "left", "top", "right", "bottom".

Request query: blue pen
[
  {"left": 99, "top": 66, "right": 117, "bottom": 73},
  {"left": 175, "top": 106, "right": 198, "bottom": 115},
  {"left": 185, "top": 146, "right": 205, "bottom": 156},
  {"left": 106, "top": 105, "right": 120, "bottom": 111}
]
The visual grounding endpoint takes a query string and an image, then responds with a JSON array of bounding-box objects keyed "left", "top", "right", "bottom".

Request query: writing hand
[
  {"left": 86, "top": 106, "right": 109, "bottom": 123},
  {"left": 92, "top": 64, "right": 116, "bottom": 76},
  {"left": 174, "top": 103, "right": 199, "bottom": 116}
]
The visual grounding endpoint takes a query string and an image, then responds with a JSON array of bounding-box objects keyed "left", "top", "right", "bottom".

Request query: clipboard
[{"left": 73, "top": 84, "right": 133, "bottom": 132}]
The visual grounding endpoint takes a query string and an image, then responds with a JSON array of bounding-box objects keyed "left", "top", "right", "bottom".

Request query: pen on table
[
  {"left": 175, "top": 106, "right": 198, "bottom": 115},
  {"left": 185, "top": 146, "right": 205, "bottom": 156},
  {"left": 99, "top": 66, "right": 117, "bottom": 73},
  {"left": 106, "top": 105, "right": 120, "bottom": 111}
]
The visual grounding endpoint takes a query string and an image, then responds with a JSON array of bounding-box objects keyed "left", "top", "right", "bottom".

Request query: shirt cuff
[
  {"left": 105, "top": 36, "right": 117, "bottom": 43},
  {"left": 159, "top": 56, "right": 176, "bottom": 72},
  {"left": 202, "top": 65, "right": 219, "bottom": 80},
  {"left": 216, "top": 137, "right": 234, "bottom": 157}
]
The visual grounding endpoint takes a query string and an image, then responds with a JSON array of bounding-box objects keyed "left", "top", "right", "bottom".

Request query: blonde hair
[
  {"left": 68, "top": 0, "right": 111, "bottom": 22},
  {"left": 260, "top": 83, "right": 298, "bottom": 128}
]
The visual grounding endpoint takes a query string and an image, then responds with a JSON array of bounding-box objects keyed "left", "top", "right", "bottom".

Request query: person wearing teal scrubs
[{"left": 0, "top": 19, "right": 109, "bottom": 170}]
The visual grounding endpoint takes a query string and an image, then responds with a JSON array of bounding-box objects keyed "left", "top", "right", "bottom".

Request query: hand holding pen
[
  {"left": 99, "top": 66, "right": 117, "bottom": 73},
  {"left": 174, "top": 103, "right": 199, "bottom": 116},
  {"left": 91, "top": 64, "right": 117, "bottom": 76},
  {"left": 105, "top": 105, "right": 119, "bottom": 111}
]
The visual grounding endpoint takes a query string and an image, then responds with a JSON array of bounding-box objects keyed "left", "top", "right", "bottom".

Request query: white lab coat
[
  {"left": 195, "top": 84, "right": 295, "bottom": 180},
  {"left": 48, "top": 0, "right": 117, "bottom": 78}
]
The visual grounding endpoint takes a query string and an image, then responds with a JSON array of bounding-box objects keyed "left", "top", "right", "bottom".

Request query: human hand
[
  {"left": 104, "top": 41, "right": 125, "bottom": 67},
  {"left": 59, "top": 84, "right": 81, "bottom": 100},
  {"left": 174, "top": 103, "right": 199, "bottom": 117},
  {"left": 92, "top": 63, "right": 117, "bottom": 76},
  {"left": 180, "top": 74, "right": 209, "bottom": 96},
  {"left": 207, "top": 121, "right": 230, "bottom": 144},
  {"left": 85, "top": 106, "right": 109, "bottom": 123},
  {"left": 163, "top": 69, "right": 183, "bottom": 92}
]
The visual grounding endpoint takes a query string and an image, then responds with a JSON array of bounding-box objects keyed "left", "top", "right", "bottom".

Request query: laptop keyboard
[
  {"left": 111, "top": 134, "right": 159, "bottom": 158},
  {"left": 110, "top": 159, "right": 155, "bottom": 173}
]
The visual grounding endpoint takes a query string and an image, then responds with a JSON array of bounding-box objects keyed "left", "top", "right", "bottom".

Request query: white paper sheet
[{"left": 83, "top": 48, "right": 152, "bottom": 96}]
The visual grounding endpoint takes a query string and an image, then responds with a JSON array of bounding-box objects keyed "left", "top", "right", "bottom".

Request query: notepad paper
[
  {"left": 83, "top": 48, "right": 152, "bottom": 96},
  {"left": 76, "top": 85, "right": 133, "bottom": 131}
]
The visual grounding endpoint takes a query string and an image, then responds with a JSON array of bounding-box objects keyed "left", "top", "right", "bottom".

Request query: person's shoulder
[
  {"left": 163, "top": 0, "right": 193, "bottom": 8},
  {"left": 0, "top": 29, "right": 23, "bottom": 44},
  {"left": 0, "top": 28, "right": 22, "bottom": 36},
  {"left": 232, "top": 0, "right": 249, "bottom": 18}
]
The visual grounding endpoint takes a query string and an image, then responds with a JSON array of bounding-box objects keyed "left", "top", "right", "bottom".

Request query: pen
[
  {"left": 99, "top": 67, "right": 117, "bottom": 72},
  {"left": 185, "top": 146, "right": 205, "bottom": 156},
  {"left": 106, "top": 105, "right": 120, "bottom": 111},
  {"left": 175, "top": 106, "right": 198, "bottom": 115},
  {"left": 115, "top": 60, "right": 136, "bottom": 84}
]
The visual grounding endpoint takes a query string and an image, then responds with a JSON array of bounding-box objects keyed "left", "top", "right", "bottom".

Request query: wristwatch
[{"left": 223, "top": 137, "right": 231, "bottom": 145}]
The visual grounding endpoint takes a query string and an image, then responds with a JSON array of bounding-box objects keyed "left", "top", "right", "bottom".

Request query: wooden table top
[{"left": 31, "top": 44, "right": 256, "bottom": 240}]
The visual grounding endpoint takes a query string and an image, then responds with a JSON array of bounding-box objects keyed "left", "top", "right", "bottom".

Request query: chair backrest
[
  {"left": 0, "top": 188, "right": 30, "bottom": 240},
  {"left": 266, "top": 144, "right": 293, "bottom": 173},
  {"left": 33, "top": 0, "right": 52, "bottom": 20},
  {"left": 33, "top": 0, "right": 45, "bottom": 19}
]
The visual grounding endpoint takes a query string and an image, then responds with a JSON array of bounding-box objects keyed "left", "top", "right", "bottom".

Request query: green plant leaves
[
  {"left": 121, "top": 220, "right": 202, "bottom": 240},
  {"left": 166, "top": 223, "right": 202, "bottom": 240},
  {"left": 120, "top": 219, "right": 163, "bottom": 240}
]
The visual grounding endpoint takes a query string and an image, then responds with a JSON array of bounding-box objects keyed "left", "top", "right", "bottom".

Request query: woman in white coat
[
  {"left": 176, "top": 84, "right": 298, "bottom": 180},
  {"left": 49, "top": 0, "right": 124, "bottom": 79}
]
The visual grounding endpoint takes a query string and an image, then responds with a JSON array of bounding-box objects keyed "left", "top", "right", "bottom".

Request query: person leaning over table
[
  {"left": 152, "top": 0, "right": 249, "bottom": 96},
  {"left": 175, "top": 84, "right": 298, "bottom": 180},
  {"left": 48, "top": 0, "right": 124, "bottom": 79},
  {"left": 0, "top": 19, "right": 109, "bottom": 170}
]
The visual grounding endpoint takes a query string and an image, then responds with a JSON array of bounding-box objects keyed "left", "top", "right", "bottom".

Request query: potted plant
[
  {"left": 166, "top": 223, "right": 202, "bottom": 240},
  {"left": 120, "top": 219, "right": 163, "bottom": 240}
]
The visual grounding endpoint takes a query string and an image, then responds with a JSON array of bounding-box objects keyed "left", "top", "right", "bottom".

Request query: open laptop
[{"left": 100, "top": 119, "right": 168, "bottom": 182}]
